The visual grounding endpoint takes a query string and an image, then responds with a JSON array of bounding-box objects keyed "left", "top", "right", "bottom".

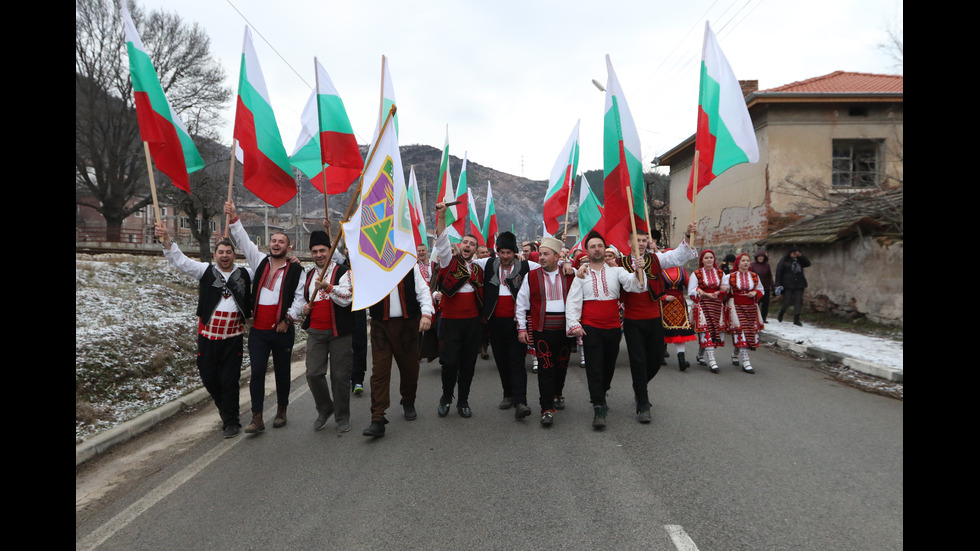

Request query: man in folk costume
[
  {"left": 475, "top": 231, "right": 536, "bottom": 419},
  {"left": 515, "top": 237, "right": 575, "bottom": 426},
  {"left": 361, "top": 259, "right": 435, "bottom": 438},
  {"left": 225, "top": 200, "right": 306, "bottom": 434},
  {"left": 432, "top": 202, "right": 484, "bottom": 418},
  {"left": 298, "top": 231, "right": 354, "bottom": 434},
  {"left": 566, "top": 230, "right": 647, "bottom": 429},
  {"left": 155, "top": 225, "right": 252, "bottom": 438},
  {"left": 658, "top": 249, "right": 698, "bottom": 371},
  {"left": 619, "top": 227, "right": 698, "bottom": 423}
]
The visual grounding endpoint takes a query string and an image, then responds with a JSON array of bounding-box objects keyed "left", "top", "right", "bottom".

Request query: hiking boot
[
  {"left": 244, "top": 413, "right": 265, "bottom": 434},
  {"left": 273, "top": 406, "right": 288, "bottom": 428},
  {"left": 592, "top": 405, "right": 608, "bottom": 429}
]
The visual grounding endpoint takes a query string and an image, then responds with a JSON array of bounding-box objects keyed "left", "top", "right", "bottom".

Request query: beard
[{"left": 270, "top": 250, "right": 287, "bottom": 259}]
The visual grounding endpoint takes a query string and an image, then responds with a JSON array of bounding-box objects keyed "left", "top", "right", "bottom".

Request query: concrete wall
[{"left": 769, "top": 236, "right": 903, "bottom": 325}]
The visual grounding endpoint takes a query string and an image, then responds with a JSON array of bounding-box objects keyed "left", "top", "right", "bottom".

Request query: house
[{"left": 656, "top": 71, "right": 903, "bottom": 324}]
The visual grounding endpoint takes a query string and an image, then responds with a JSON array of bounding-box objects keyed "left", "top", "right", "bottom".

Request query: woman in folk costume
[
  {"left": 659, "top": 253, "right": 697, "bottom": 371},
  {"left": 722, "top": 253, "right": 765, "bottom": 374},
  {"left": 687, "top": 249, "right": 726, "bottom": 373}
]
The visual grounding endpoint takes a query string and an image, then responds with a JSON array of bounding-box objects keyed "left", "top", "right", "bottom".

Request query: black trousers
[
  {"left": 197, "top": 334, "right": 243, "bottom": 428},
  {"left": 623, "top": 318, "right": 664, "bottom": 411},
  {"left": 439, "top": 316, "right": 482, "bottom": 406},
  {"left": 350, "top": 309, "right": 368, "bottom": 386},
  {"left": 581, "top": 325, "right": 622, "bottom": 407},
  {"left": 532, "top": 329, "right": 572, "bottom": 412},
  {"left": 247, "top": 326, "right": 294, "bottom": 413},
  {"left": 488, "top": 316, "right": 529, "bottom": 405}
]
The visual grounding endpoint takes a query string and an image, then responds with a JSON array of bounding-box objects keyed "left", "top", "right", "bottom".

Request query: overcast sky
[{"left": 143, "top": 0, "right": 903, "bottom": 181}]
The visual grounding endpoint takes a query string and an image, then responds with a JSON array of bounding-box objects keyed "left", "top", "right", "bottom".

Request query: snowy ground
[{"left": 761, "top": 320, "right": 903, "bottom": 372}]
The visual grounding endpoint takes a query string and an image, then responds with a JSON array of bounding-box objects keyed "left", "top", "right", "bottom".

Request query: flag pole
[
  {"left": 623, "top": 160, "right": 643, "bottom": 282},
  {"left": 561, "top": 173, "right": 576, "bottom": 239},
  {"left": 324, "top": 105, "right": 397, "bottom": 273},
  {"left": 691, "top": 150, "right": 700, "bottom": 246},
  {"left": 142, "top": 142, "right": 162, "bottom": 227},
  {"left": 224, "top": 139, "right": 237, "bottom": 237},
  {"left": 314, "top": 58, "right": 332, "bottom": 242}
]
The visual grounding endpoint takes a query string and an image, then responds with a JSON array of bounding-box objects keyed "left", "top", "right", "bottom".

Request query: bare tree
[
  {"left": 879, "top": 10, "right": 903, "bottom": 73},
  {"left": 75, "top": 0, "right": 230, "bottom": 241}
]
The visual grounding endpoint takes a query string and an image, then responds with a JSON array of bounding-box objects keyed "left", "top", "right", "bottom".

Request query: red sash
[{"left": 582, "top": 300, "right": 621, "bottom": 330}]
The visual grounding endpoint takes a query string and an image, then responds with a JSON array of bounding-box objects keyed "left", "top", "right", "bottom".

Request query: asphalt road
[{"left": 76, "top": 341, "right": 903, "bottom": 551}]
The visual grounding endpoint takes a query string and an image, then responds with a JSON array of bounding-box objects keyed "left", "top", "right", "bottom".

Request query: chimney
[{"left": 739, "top": 80, "right": 758, "bottom": 98}]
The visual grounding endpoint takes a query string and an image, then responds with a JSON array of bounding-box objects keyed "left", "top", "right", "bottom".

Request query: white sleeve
[
  {"left": 656, "top": 240, "right": 697, "bottom": 269},
  {"left": 414, "top": 265, "right": 434, "bottom": 316},
  {"left": 229, "top": 219, "right": 265, "bottom": 271},
  {"left": 434, "top": 228, "right": 452, "bottom": 268},
  {"left": 287, "top": 269, "right": 308, "bottom": 321},
  {"left": 330, "top": 267, "right": 353, "bottom": 307},
  {"left": 565, "top": 277, "right": 584, "bottom": 334},
  {"left": 619, "top": 266, "right": 647, "bottom": 293},
  {"left": 687, "top": 271, "right": 700, "bottom": 298},
  {"left": 514, "top": 277, "right": 530, "bottom": 331},
  {"left": 162, "top": 243, "right": 208, "bottom": 280}
]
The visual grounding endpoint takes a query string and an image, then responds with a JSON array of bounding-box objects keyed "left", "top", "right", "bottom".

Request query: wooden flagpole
[
  {"left": 224, "top": 139, "right": 237, "bottom": 238},
  {"left": 142, "top": 142, "right": 162, "bottom": 227},
  {"left": 623, "top": 161, "right": 643, "bottom": 282},
  {"left": 561, "top": 173, "right": 575, "bottom": 240}
]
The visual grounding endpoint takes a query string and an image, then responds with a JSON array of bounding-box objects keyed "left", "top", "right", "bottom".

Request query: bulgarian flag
[
  {"left": 234, "top": 27, "right": 296, "bottom": 207},
  {"left": 543, "top": 120, "right": 580, "bottom": 236},
  {"left": 435, "top": 127, "right": 455, "bottom": 227},
  {"left": 120, "top": 3, "right": 203, "bottom": 193},
  {"left": 407, "top": 166, "right": 427, "bottom": 247},
  {"left": 466, "top": 188, "right": 485, "bottom": 246},
  {"left": 574, "top": 173, "right": 604, "bottom": 250},
  {"left": 447, "top": 151, "right": 470, "bottom": 243},
  {"left": 687, "top": 22, "right": 759, "bottom": 201},
  {"left": 289, "top": 59, "right": 363, "bottom": 194},
  {"left": 483, "top": 181, "right": 498, "bottom": 250},
  {"left": 602, "top": 55, "right": 647, "bottom": 254}
]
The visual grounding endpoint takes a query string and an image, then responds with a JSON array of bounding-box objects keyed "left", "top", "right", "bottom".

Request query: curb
[
  {"left": 76, "top": 341, "right": 308, "bottom": 467},
  {"left": 760, "top": 333, "right": 903, "bottom": 383}
]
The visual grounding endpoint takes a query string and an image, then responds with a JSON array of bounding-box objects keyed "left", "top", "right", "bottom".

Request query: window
[
  {"left": 832, "top": 139, "right": 882, "bottom": 188},
  {"left": 179, "top": 216, "right": 216, "bottom": 233}
]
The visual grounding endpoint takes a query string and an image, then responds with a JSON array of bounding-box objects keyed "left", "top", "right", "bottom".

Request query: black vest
[
  {"left": 197, "top": 265, "right": 252, "bottom": 322},
  {"left": 369, "top": 271, "right": 422, "bottom": 320},
  {"left": 480, "top": 258, "right": 530, "bottom": 320},
  {"left": 251, "top": 257, "right": 304, "bottom": 323},
  {"left": 301, "top": 264, "right": 354, "bottom": 336}
]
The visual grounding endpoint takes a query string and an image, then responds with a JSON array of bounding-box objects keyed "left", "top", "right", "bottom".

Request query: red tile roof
[{"left": 761, "top": 71, "right": 903, "bottom": 94}]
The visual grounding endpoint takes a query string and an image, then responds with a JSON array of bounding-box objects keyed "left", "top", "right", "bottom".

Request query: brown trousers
[{"left": 369, "top": 316, "right": 421, "bottom": 421}]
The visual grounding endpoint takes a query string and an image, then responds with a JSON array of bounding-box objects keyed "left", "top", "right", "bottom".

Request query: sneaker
[
  {"left": 223, "top": 424, "right": 241, "bottom": 438},
  {"left": 540, "top": 410, "right": 555, "bottom": 426},
  {"left": 592, "top": 406, "right": 608, "bottom": 429},
  {"left": 515, "top": 403, "right": 532, "bottom": 419},
  {"left": 352, "top": 383, "right": 364, "bottom": 396},
  {"left": 637, "top": 409, "right": 652, "bottom": 424},
  {"left": 553, "top": 396, "right": 565, "bottom": 410},
  {"left": 337, "top": 420, "right": 351, "bottom": 433},
  {"left": 313, "top": 410, "right": 332, "bottom": 431}
]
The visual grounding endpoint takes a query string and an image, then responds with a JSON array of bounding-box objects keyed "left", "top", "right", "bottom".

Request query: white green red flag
[
  {"left": 408, "top": 166, "right": 427, "bottom": 247},
  {"left": 435, "top": 127, "right": 455, "bottom": 228},
  {"left": 466, "top": 187, "right": 485, "bottom": 246},
  {"left": 341, "top": 112, "right": 415, "bottom": 310},
  {"left": 234, "top": 27, "right": 296, "bottom": 207},
  {"left": 687, "top": 22, "right": 759, "bottom": 200},
  {"left": 483, "top": 181, "right": 497, "bottom": 250},
  {"left": 575, "top": 173, "right": 604, "bottom": 250},
  {"left": 447, "top": 151, "right": 469, "bottom": 243},
  {"left": 543, "top": 120, "right": 580, "bottom": 236},
  {"left": 289, "top": 59, "right": 363, "bottom": 194},
  {"left": 602, "top": 55, "right": 647, "bottom": 253},
  {"left": 120, "top": 3, "right": 203, "bottom": 193}
]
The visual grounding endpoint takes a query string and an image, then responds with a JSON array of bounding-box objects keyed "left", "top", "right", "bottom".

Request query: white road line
[
  {"left": 665, "top": 525, "right": 700, "bottom": 551},
  {"left": 77, "top": 383, "right": 311, "bottom": 551}
]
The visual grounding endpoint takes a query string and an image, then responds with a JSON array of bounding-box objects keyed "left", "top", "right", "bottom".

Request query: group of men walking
[{"left": 157, "top": 199, "right": 699, "bottom": 439}]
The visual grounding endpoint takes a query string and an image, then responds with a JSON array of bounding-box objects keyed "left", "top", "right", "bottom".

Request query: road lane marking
[{"left": 665, "top": 525, "right": 700, "bottom": 551}]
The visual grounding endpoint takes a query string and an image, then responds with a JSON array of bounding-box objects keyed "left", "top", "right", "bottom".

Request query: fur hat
[
  {"left": 309, "top": 230, "right": 331, "bottom": 250},
  {"left": 496, "top": 231, "right": 518, "bottom": 252}
]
